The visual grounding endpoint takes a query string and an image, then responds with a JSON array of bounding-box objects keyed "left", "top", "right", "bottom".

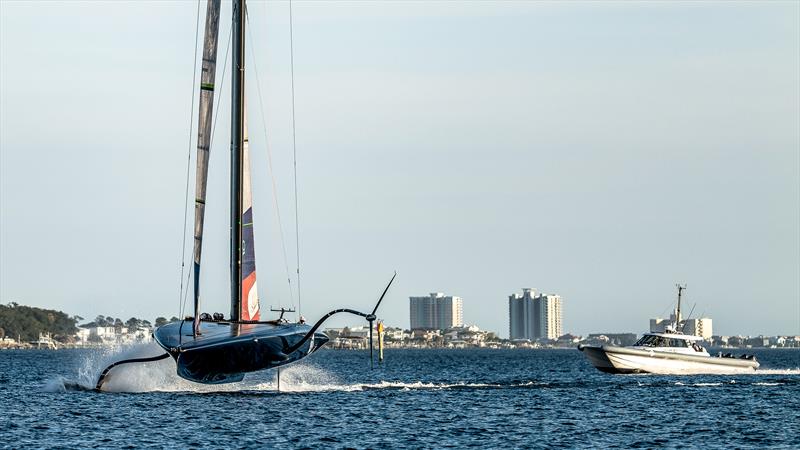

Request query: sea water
[{"left": 1, "top": 347, "right": 798, "bottom": 448}]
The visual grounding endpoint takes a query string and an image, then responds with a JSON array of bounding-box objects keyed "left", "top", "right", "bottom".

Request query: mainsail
[
  {"left": 193, "top": 0, "right": 221, "bottom": 331},
  {"left": 240, "top": 107, "right": 260, "bottom": 321}
]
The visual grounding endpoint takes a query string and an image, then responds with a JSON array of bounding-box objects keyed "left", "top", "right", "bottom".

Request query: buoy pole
[{"left": 378, "top": 321, "right": 384, "bottom": 363}]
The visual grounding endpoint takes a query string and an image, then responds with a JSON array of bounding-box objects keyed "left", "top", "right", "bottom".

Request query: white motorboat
[{"left": 579, "top": 285, "right": 759, "bottom": 374}]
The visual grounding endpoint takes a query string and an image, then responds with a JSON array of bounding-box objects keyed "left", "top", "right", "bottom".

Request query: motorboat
[
  {"left": 579, "top": 330, "right": 758, "bottom": 374},
  {"left": 579, "top": 285, "right": 759, "bottom": 374}
]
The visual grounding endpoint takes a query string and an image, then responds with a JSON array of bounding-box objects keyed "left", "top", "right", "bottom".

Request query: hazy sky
[{"left": 1, "top": 1, "right": 798, "bottom": 337}]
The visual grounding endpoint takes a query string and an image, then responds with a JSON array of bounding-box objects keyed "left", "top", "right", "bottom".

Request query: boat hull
[
  {"left": 154, "top": 320, "right": 328, "bottom": 384},
  {"left": 578, "top": 345, "right": 759, "bottom": 375}
]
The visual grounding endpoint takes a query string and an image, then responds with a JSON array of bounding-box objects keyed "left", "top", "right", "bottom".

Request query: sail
[
  {"left": 193, "top": 0, "right": 222, "bottom": 327},
  {"left": 240, "top": 106, "right": 260, "bottom": 321}
]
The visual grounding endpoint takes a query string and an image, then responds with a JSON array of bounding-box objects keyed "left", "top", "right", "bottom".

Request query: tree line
[
  {"left": 0, "top": 302, "right": 181, "bottom": 343},
  {"left": 80, "top": 315, "right": 181, "bottom": 330},
  {"left": 0, "top": 303, "right": 80, "bottom": 343}
]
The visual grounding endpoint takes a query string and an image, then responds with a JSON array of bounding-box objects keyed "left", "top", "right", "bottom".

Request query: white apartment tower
[
  {"left": 537, "top": 294, "right": 563, "bottom": 340},
  {"left": 410, "top": 293, "right": 464, "bottom": 330},
  {"left": 508, "top": 288, "right": 563, "bottom": 340}
]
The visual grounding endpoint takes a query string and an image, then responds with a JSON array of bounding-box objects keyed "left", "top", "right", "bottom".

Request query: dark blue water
[{"left": 1, "top": 347, "right": 798, "bottom": 449}]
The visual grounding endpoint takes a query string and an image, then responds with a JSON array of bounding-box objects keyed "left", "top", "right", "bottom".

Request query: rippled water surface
[{"left": 1, "top": 347, "right": 798, "bottom": 448}]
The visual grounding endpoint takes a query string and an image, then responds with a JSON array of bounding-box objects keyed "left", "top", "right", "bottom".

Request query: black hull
[{"left": 154, "top": 321, "right": 328, "bottom": 384}]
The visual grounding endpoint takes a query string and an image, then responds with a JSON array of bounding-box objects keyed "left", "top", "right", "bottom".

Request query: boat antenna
[
  {"left": 675, "top": 283, "right": 686, "bottom": 332},
  {"left": 289, "top": 0, "right": 301, "bottom": 317}
]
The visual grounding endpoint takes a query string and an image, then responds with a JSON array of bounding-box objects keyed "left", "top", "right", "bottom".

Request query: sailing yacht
[
  {"left": 579, "top": 286, "right": 759, "bottom": 374},
  {"left": 96, "top": 0, "right": 393, "bottom": 390}
]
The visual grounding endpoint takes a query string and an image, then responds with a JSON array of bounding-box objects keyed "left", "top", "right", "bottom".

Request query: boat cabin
[{"left": 632, "top": 332, "right": 708, "bottom": 355}]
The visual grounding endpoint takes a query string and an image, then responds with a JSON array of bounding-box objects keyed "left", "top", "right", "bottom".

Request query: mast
[
  {"left": 675, "top": 284, "right": 686, "bottom": 331},
  {"left": 192, "top": 0, "right": 222, "bottom": 335},
  {"left": 230, "top": 0, "right": 245, "bottom": 321}
]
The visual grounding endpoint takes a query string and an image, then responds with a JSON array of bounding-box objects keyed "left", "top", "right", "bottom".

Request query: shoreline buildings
[
  {"left": 410, "top": 293, "right": 464, "bottom": 330},
  {"left": 508, "top": 288, "right": 563, "bottom": 340},
  {"left": 650, "top": 312, "right": 713, "bottom": 339}
]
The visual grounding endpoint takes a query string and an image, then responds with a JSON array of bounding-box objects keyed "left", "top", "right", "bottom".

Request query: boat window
[
  {"left": 634, "top": 335, "right": 658, "bottom": 346},
  {"left": 664, "top": 338, "right": 685, "bottom": 347},
  {"left": 635, "top": 336, "right": 691, "bottom": 347}
]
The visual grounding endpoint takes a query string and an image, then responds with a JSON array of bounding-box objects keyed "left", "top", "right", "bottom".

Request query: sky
[{"left": 1, "top": 1, "right": 798, "bottom": 337}]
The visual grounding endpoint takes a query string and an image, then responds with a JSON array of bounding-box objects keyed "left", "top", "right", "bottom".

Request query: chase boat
[{"left": 579, "top": 285, "right": 759, "bottom": 375}]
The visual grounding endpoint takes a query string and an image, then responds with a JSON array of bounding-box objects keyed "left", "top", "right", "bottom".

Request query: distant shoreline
[{"left": 2, "top": 344, "right": 797, "bottom": 352}]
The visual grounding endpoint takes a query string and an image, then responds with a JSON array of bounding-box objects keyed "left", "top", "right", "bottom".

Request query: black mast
[
  {"left": 230, "top": 0, "right": 245, "bottom": 321},
  {"left": 675, "top": 284, "right": 686, "bottom": 332}
]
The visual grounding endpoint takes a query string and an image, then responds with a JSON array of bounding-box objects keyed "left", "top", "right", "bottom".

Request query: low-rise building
[
  {"left": 683, "top": 318, "right": 713, "bottom": 339},
  {"left": 650, "top": 314, "right": 713, "bottom": 339}
]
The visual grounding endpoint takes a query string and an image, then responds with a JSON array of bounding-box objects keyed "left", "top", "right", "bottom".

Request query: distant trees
[
  {"left": 0, "top": 302, "right": 181, "bottom": 342},
  {"left": 81, "top": 315, "right": 159, "bottom": 331},
  {"left": 0, "top": 303, "right": 78, "bottom": 342},
  {"left": 84, "top": 315, "right": 114, "bottom": 328},
  {"left": 126, "top": 317, "right": 152, "bottom": 329}
]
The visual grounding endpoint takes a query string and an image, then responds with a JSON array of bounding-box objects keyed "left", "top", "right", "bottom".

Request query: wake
[
  {"left": 43, "top": 343, "right": 800, "bottom": 394},
  {"left": 44, "top": 342, "right": 179, "bottom": 393},
  {"left": 741, "top": 368, "right": 800, "bottom": 375},
  {"left": 43, "top": 342, "right": 546, "bottom": 394}
]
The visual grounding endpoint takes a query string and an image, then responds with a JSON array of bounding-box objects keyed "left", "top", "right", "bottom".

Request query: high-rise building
[
  {"left": 509, "top": 288, "right": 536, "bottom": 340},
  {"left": 410, "top": 293, "right": 463, "bottom": 330},
  {"left": 508, "top": 288, "right": 563, "bottom": 340},
  {"left": 537, "top": 294, "right": 563, "bottom": 340}
]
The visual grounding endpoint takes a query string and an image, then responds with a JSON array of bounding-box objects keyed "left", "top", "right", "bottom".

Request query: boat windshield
[{"left": 634, "top": 335, "right": 690, "bottom": 348}]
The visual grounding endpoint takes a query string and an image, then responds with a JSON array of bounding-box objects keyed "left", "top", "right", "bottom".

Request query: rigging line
[
  {"left": 289, "top": 0, "right": 301, "bottom": 315},
  {"left": 181, "top": 269, "right": 192, "bottom": 319},
  {"left": 245, "top": 9, "right": 296, "bottom": 309},
  {"left": 657, "top": 296, "right": 675, "bottom": 319},
  {"left": 179, "top": 0, "right": 203, "bottom": 319}
]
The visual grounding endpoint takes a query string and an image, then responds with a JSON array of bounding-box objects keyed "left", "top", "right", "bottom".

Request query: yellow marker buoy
[{"left": 377, "top": 321, "right": 385, "bottom": 363}]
